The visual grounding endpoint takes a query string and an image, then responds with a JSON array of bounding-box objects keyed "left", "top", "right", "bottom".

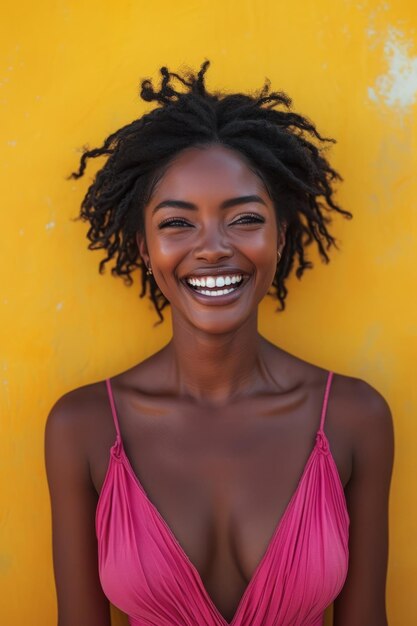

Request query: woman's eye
[
  {"left": 158, "top": 214, "right": 264, "bottom": 229},
  {"left": 158, "top": 218, "right": 192, "bottom": 229},
  {"left": 232, "top": 213, "right": 265, "bottom": 225}
]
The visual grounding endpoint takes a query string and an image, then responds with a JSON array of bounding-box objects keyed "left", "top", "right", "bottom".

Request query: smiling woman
[
  {"left": 45, "top": 61, "right": 394, "bottom": 626},
  {"left": 136, "top": 144, "right": 285, "bottom": 335},
  {"left": 70, "top": 60, "right": 351, "bottom": 323}
]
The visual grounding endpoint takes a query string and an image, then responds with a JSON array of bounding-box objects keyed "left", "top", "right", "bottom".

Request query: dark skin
[{"left": 45, "top": 145, "right": 394, "bottom": 626}]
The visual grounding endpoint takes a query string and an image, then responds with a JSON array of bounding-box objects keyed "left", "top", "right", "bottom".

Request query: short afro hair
[{"left": 71, "top": 60, "right": 351, "bottom": 323}]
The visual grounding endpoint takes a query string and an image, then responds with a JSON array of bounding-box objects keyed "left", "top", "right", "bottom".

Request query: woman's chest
[
  {"left": 92, "top": 392, "right": 350, "bottom": 604},
  {"left": 94, "top": 397, "right": 350, "bottom": 625}
]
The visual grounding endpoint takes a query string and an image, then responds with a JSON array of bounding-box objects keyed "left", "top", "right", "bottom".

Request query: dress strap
[
  {"left": 105, "top": 378, "right": 122, "bottom": 441},
  {"left": 319, "top": 371, "right": 334, "bottom": 433}
]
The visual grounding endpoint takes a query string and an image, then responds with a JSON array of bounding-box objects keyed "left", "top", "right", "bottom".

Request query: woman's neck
[{"left": 165, "top": 312, "right": 270, "bottom": 406}]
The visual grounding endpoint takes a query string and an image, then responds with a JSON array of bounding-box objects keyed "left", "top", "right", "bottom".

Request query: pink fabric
[{"left": 96, "top": 371, "right": 349, "bottom": 626}]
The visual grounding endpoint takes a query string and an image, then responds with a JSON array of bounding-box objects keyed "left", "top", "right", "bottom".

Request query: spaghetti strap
[
  {"left": 105, "top": 378, "right": 122, "bottom": 441},
  {"left": 319, "top": 371, "right": 333, "bottom": 433}
]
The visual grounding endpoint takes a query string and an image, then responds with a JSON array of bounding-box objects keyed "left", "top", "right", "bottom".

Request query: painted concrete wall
[{"left": 1, "top": 1, "right": 416, "bottom": 624}]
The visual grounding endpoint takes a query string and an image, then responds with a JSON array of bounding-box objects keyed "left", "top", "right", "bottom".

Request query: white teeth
[
  {"left": 197, "top": 287, "right": 236, "bottom": 296},
  {"left": 186, "top": 274, "right": 243, "bottom": 289}
]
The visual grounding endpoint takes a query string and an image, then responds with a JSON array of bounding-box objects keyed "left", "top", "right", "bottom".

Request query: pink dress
[{"left": 96, "top": 371, "right": 349, "bottom": 625}]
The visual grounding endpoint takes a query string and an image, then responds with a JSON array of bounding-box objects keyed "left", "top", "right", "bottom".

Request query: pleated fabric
[{"left": 96, "top": 371, "right": 349, "bottom": 626}]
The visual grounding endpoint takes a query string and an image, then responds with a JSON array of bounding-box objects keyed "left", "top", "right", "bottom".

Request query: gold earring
[{"left": 146, "top": 265, "right": 153, "bottom": 276}]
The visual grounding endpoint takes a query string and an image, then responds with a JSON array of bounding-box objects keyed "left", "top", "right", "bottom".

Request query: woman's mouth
[{"left": 181, "top": 273, "right": 248, "bottom": 303}]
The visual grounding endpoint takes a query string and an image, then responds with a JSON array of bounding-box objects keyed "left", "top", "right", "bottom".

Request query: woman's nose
[{"left": 194, "top": 223, "right": 233, "bottom": 262}]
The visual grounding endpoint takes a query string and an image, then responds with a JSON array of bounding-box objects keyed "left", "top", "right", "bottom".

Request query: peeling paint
[
  {"left": 45, "top": 221, "right": 55, "bottom": 229},
  {"left": 369, "top": 27, "right": 417, "bottom": 109}
]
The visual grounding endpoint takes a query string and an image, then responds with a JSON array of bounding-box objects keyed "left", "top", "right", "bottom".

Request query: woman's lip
[{"left": 181, "top": 276, "right": 249, "bottom": 305}]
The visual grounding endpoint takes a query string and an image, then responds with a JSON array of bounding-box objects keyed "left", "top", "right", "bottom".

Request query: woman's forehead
[{"left": 150, "top": 144, "right": 270, "bottom": 201}]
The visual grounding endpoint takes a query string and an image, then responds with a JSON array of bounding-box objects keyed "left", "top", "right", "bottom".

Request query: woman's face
[{"left": 137, "top": 144, "right": 285, "bottom": 334}]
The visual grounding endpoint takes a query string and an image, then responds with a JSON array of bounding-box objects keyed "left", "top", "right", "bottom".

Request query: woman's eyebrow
[{"left": 152, "top": 195, "right": 267, "bottom": 215}]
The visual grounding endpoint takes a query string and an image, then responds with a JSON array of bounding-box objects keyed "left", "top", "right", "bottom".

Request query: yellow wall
[{"left": 1, "top": 1, "right": 416, "bottom": 624}]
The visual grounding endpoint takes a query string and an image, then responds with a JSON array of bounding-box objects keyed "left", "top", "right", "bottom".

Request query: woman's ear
[
  {"left": 136, "top": 231, "right": 150, "bottom": 269},
  {"left": 277, "top": 221, "right": 287, "bottom": 254}
]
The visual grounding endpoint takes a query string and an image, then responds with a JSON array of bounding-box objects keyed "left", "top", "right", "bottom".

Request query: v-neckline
[{"left": 113, "top": 432, "right": 326, "bottom": 626}]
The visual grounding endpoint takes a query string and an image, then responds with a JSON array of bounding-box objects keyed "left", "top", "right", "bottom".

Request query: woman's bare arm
[
  {"left": 333, "top": 380, "right": 394, "bottom": 626},
  {"left": 45, "top": 392, "right": 111, "bottom": 626}
]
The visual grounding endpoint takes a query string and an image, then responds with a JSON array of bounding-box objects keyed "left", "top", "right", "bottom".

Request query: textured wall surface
[{"left": 1, "top": 1, "right": 416, "bottom": 624}]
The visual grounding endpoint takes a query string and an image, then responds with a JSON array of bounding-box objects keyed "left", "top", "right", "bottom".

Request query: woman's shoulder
[
  {"left": 320, "top": 370, "right": 394, "bottom": 484},
  {"left": 45, "top": 379, "right": 116, "bottom": 463},
  {"left": 330, "top": 372, "right": 393, "bottom": 439},
  {"left": 305, "top": 365, "right": 394, "bottom": 489},
  {"left": 47, "top": 379, "right": 109, "bottom": 429},
  {"left": 45, "top": 358, "right": 161, "bottom": 447},
  {"left": 267, "top": 340, "right": 393, "bottom": 447},
  {"left": 266, "top": 338, "right": 392, "bottom": 420}
]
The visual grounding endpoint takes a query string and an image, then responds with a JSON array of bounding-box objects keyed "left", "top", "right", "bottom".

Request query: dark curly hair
[{"left": 71, "top": 60, "right": 351, "bottom": 323}]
